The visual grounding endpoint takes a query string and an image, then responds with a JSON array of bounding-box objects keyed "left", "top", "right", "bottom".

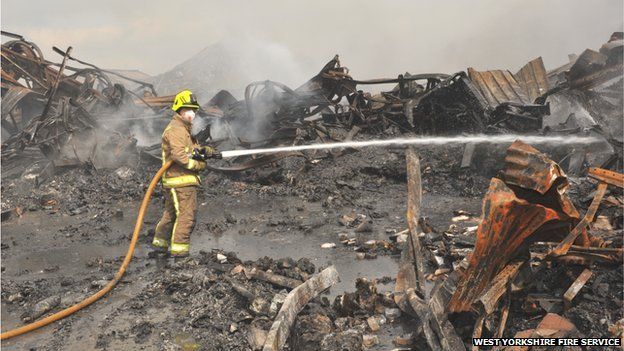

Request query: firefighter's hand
[
  {"left": 191, "top": 148, "right": 206, "bottom": 161},
  {"left": 192, "top": 146, "right": 221, "bottom": 161},
  {"left": 200, "top": 146, "right": 222, "bottom": 159}
]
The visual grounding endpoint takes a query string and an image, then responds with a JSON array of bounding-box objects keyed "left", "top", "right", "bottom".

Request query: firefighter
[{"left": 151, "top": 90, "right": 215, "bottom": 258}]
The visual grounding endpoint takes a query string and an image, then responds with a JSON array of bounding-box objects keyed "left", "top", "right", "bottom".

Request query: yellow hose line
[{"left": 0, "top": 160, "right": 174, "bottom": 340}]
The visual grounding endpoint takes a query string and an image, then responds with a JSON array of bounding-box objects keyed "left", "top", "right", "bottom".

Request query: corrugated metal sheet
[
  {"left": 515, "top": 57, "right": 550, "bottom": 102},
  {"left": 467, "top": 67, "right": 530, "bottom": 106}
]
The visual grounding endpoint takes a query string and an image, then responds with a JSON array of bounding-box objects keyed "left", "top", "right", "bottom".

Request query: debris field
[{"left": 1, "top": 30, "right": 623, "bottom": 350}]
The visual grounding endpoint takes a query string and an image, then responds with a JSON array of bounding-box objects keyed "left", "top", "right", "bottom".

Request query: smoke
[
  {"left": 3, "top": 0, "right": 621, "bottom": 76},
  {"left": 94, "top": 97, "right": 168, "bottom": 148},
  {"left": 220, "top": 35, "right": 308, "bottom": 94}
]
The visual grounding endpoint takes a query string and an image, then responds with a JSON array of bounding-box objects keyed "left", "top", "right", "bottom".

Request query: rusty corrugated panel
[
  {"left": 502, "top": 140, "right": 565, "bottom": 195},
  {"left": 514, "top": 57, "right": 550, "bottom": 102},
  {"left": 502, "top": 140, "right": 580, "bottom": 217},
  {"left": 448, "top": 141, "right": 581, "bottom": 313},
  {"left": 467, "top": 67, "right": 530, "bottom": 106},
  {"left": 447, "top": 177, "right": 568, "bottom": 313}
]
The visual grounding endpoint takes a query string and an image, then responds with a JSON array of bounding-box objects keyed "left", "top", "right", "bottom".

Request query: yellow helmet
[{"left": 172, "top": 90, "right": 200, "bottom": 112}]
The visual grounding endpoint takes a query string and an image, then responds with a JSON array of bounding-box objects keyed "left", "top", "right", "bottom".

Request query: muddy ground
[{"left": 1, "top": 134, "right": 622, "bottom": 350}]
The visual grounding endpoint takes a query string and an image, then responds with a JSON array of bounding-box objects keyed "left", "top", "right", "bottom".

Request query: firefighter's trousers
[{"left": 152, "top": 186, "right": 197, "bottom": 255}]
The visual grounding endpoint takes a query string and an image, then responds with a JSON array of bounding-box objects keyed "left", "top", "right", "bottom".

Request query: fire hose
[{"left": 0, "top": 160, "right": 174, "bottom": 340}]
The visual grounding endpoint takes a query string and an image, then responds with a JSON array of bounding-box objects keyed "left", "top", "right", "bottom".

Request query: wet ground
[
  {"left": 0, "top": 141, "right": 486, "bottom": 350},
  {"left": 1, "top": 140, "right": 621, "bottom": 350}
]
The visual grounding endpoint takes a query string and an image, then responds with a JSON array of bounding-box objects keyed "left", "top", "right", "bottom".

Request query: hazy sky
[{"left": 2, "top": 0, "right": 622, "bottom": 84}]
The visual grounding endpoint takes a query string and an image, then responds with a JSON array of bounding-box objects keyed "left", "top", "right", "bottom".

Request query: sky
[{"left": 2, "top": 0, "right": 622, "bottom": 87}]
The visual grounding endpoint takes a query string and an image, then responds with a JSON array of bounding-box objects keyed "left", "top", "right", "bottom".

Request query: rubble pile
[
  {"left": 0, "top": 31, "right": 169, "bottom": 193},
  {"left": 389, "top": 142, "right": 623, "bottom": 350}
]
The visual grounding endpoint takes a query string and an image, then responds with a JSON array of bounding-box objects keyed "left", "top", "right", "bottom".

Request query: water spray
[{"left": 219, "top": 134, "right": 601, "bottom": 158}]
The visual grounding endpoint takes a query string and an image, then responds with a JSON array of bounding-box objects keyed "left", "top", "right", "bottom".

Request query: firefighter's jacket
[{"left": 161, "top": 113, "right": 205, "bottom": 188}]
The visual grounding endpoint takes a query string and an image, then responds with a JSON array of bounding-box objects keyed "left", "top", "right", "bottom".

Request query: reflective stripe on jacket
[{"left": 161, "top": 113, "right": 204, "bottom": 188}]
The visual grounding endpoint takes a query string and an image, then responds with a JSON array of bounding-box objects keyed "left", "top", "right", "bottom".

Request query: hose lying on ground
[{"left": 0, "top": 160, "right": 173, "bottom": 340}]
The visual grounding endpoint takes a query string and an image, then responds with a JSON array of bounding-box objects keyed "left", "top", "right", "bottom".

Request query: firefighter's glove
[{"left": 194, "top": 146, "right": 222, "bottom": 160}]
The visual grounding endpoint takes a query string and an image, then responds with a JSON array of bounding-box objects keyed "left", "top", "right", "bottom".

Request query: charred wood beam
[
  {"left": 395, "top": 148, "right": 466, "bottom": 351},
  {"left": 548, "top": 182, "right": 607, "bottom": 257},
  {"left": 406, "top": 289, "right": 441, "bottom": 350},
  {"left": 406, "top": 148, "right": 427, "bottom": 296},
  {"left": 244, "top": 267, "right": 303, "bottom": 290},
  {"left": 475, "top": 260, "right": 525, "bottom": 315},
  {"left": 262, "top": 266, "right": 339, "bottom": 351},
  {"left": 563, "top": 268, "right": 592, "bottom": 310}
]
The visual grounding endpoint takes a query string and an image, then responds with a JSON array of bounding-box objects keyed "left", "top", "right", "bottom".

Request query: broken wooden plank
[
  {"left": 405, "top": 148, "right": 427, "bottom": 296},
  {"left": 429, "top": 285, "right": 467, "bottom": 351},
  {"left": 406, "top": 289, "right": 441, "bottom": 351},
  {"left": 534, "top": 242, "right": 623, "bottom": 255},
  {"left": 394, "top": 148, "right": 426, "bottom": 309},
  {"left": 471, "top": 314, "right": 486, "bottom": 351},
  {"left": 262, "top": 266, "right": 339, "bottom": 351},
  {"left": 333, "top": 125, "right": 361, "bottom": 157},
  {"left": 245, "top": 267, "right": 303, "bottom": 290},
  {"left": 461, "top": 143, "right": 476, "bottom": 168},
  {"left": 394, "top": 148, "right": 466, "bottom": 351},
  {"left": 549, "top": 182, "right": 608, "bottom": 257},
  {"left": 476, "top": 260, "right": 525, "bottom": 315},
  {"left": 555, "top": 252, "right": 622, "bottom": 265},
  {"left": 496, "top": 285, "right": 511, "bottom": 338},
  {"left": 563, "top": 268, "right": 593, "bottom": 310}
]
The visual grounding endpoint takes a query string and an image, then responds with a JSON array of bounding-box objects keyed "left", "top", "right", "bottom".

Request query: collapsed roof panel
[
  {"left": 515, "top": 56, "right": 550, "bottom": 102},
  {"left": 467, "top": 67, "right": 530, "bottom": 106}
]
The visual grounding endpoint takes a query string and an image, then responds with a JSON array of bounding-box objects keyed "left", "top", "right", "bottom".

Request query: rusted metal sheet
[
  {"left": 535, "top": 313, "right": 578, "bottom": 337},
  {"left": 262, "top": 266, "right": 339, "bottom": 351},
  {"left": 449, "top": 141, "right": 582, "bottom": 313},
  {"left": 500, "top": 314, "right": 578, "bottom": 350},
  {"left": 502, "top": 140, "right": 564, "bottom": 194},
  {"left": 467, "top": 67, "right": 530, "bottom": 106},
  {"left": 514, "top": 57, "right": 550, "bottom": 102},
  {"left": 134, "top": 94, "right": 175, "bottom": 108},
  {"left": 588, "top": 167, "right": 624, "bottom": 188},
  {"left": 502, "top": 141, "right": 579, "bottom": 220},
  {"left": 447, "top": 177, "right": 568, "bottom": 313}
]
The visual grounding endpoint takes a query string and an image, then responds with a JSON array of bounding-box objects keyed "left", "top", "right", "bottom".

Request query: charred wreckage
[{"left": 1, "top": 30, "right": 623, "bottom": 350}]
